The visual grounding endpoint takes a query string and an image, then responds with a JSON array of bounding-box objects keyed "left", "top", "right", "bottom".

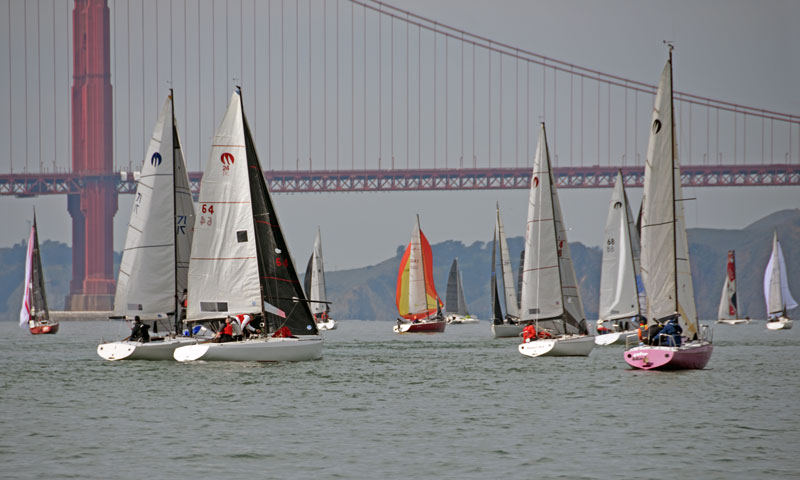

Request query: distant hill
[{"left": 0, "top": 209, "right": 797, "bottom": 321}]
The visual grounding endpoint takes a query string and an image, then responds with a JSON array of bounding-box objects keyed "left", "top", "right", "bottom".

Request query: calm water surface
[{"left": 1, "top": 320, "right": 798, "bottom": 479}]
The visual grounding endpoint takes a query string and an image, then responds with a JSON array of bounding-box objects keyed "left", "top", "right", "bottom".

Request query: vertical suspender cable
[
  {"left": 267, "top": 0, "right": 272, "bottom": 168},
  {"left": 67, "top": 0, "right": 71, "bottom": 172},
  {"left": 445, "top": 34, "right": 448, "bottom": 167},
  {"left": 363, "top": 4, "right": 366, "bottom": 170},
  {"left": 526, "top": 61, "right": 529, "bottom": 165},
  {"left": 309, "top": 0, "right": 312, "bottom": 169},
  {"left": 377, "top": 5, "right": 380, "bottom": 169},
  {"left": 8, "top": 0, "right": 12, "bottom": 173},
  {"left": 335, "top": 0, "right": 339, "bottom": 171},
  {"left": 570, "top": 69, "right": 574, "bottom": 167},
  {"left": 296, "top": 0, "right": 299, "bottom": 170},
  {"left": 472, "top": 42, "right": 475, "bottom": 167},
  {"left": 553, "top": 68, "right": 556, "bottom": 160},
  {"left": 488, "top": 43, "right": 491, "bottom": 167},
  {"left": 417, "top": 23, "right": 420, "bottom": 169},
  {"left": 390, "top": 14, "right": 393, "bottom": 168},
  {"left": 323, "top": 0, "right": 326, "bottom": 169},
  {"left": 37, "top": 0, "right": 42, "bottom": 171},
  {"left": 460, "top": 34, "right": 464, "bottom": 168},
  {"left": 128, "top": 0, "right": 132, "bottom": 170},
  {"left": 52, "top": 0, "right": 57, "bottom": 170},
  {"left": 406, "top": 14, "right": 409, "bottom": 169},
  {"left": 281, "top": 0, "right": 284, "bottom": 169},
  {"left": 515, "top": 52, "right": 518, "bottom": 168},
  {"left": 433, "top": 24, "right": 436, "bottom": 169},
  {"left": 499, "top": 53, "right": 502, "bottom": 167},
  {"left": 23, "top": 0, "right": 28, "bottom": 171},
  {"left": 351, "top": 2, "right": 354, "bottom": 170}
]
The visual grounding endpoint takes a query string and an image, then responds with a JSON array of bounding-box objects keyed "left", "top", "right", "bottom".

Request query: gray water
[{"left": 1, "top": 320, "right": 798, "bottom": 479}]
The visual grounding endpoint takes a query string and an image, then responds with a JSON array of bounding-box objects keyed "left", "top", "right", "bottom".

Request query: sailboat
[
  {"left": 20, "top": 212, "right": 58, "bottom": 335},
  {"left": 764, "top": 231, "right": 796, "bottom": 330},
  {"left": 445, "top": 258, "right": 478, "bottom": 324},
  {"left": 623, "top": 49, "right": 713, "bottom": 370},
  {"left": 173, "top": 89, "right": 322, "bottom": 362},
  {"left": 490, "top": 204, "right": 524, "bottom": 338},
  {"left": 97, "top": 92, "right": 198, "bottom": 360},
  {"left": 394, "top": 215, "right": 446, "bottom": 333},
  {"left": 716, "top": 250, "right": 749, "bottom": 325},
  {"left": 595, "top": 170, "right": 644, "bottom": 345},
  {"left": 304, "top": 227, "right": 337, "bottom": 330},
  {"left": 517, "top": 124, "right": 594, "bottom": 358}
]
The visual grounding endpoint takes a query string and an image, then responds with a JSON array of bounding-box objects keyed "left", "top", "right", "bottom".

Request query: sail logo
[
  {"left": 220, "top": 152, "right": 235, "bottom": 175},
  {"left": 151, "top": 152, "right": 162, "bottom": 167},
  {"left": 652, "top": 119, "right": 662, "bottom": 134},
  {"left": 532, "top": 176, "right": 539, "bottom": 188}
]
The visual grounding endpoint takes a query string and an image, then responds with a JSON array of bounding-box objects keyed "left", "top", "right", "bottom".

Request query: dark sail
[
  {"left": 30, "top": 214, "right": 50, "bottom": 320},
  {"left": 303, "top": 254, "right": 313, "bottom": 302},
  {"left": 445, "top": 259, "right": 469, "bottom": 315},
  {"left": 490, "top": 231, "right": 503, "bottom": 325},
  {"left": 241, "top": 98, "right": 318, "bottom": 336}
]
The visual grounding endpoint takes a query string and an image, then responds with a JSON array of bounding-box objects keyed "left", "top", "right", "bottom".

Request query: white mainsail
[
  {"left": 640, "top": 56, "right": 699, "bottom": 337},
  {"left": 187, "top": 91, "right": 262, "bottom": 320},
  {"left": 19, "top": 225, "right": 35, "bottom": 328},
  {"left": 407, "top": 217, "right": 429, "bottom": 316},
  {"left": 717, "top": 251, "right": 738, "bottom": 320},
  {"left": 764, "top": 231, "right": 797, "bottom": 317},
  {"left": 520, "top": 124, "right": 585, "bottom": 334},
  {"left": 308, "top": 228, "right": 327, "bottom": 316},
  {"left": 599, "top": 171, "right": 642, "bottom": 321},
  {"left": 495, "top": 206, "right": 519, "bottom": 318},
  {"left": 114, "top": 96, "right": 195, "bottom": 321}
]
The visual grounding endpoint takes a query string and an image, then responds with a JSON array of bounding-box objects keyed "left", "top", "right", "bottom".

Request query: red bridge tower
[{"left": 65, "top": 0, "right": 117, "bottom": 311}]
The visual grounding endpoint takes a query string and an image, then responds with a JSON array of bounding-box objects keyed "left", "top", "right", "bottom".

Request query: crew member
[{"left": 522, "top": 324, "right": 537, "bottom": 343}]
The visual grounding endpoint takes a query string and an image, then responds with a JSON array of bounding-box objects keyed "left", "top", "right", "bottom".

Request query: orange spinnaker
[{"left": 396, "top": 230, "right": 441, "bottom": 320}]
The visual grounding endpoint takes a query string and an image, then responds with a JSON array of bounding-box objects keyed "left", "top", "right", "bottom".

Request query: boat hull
[
  {"left": 518, "top": 335, "right": 595, "bottom": 357},
  {"left": 29, "top": 322, "right": 59, "bottom": 335},
  {"left": 173, "top": 335, "right": 324, "bottom": 362},
  {"left": 316, "top": 319, "right": 338, "bottom": 330},
  {"left": 491, "top": 323, "right": 524, "bottom": 338},
  {"left": 766, "top": 318, "right": 792, "bottom": 330},
  {"left": 595, "top": 330, "right": 637, "bottom": 346},
  {"left": 97, "top": 337, "right": 198, "bottom": 361},
  {"left": 446, "top": 314, "right": 479, "bottom": 324},
  {"left": 393, "top": 320, "right": 447, "bottom": 333},
  {"left": 623, "top": 341, "right": 713, "bottom": 370},
  {"left": 716, "top": 319, "right": 750, "bottom": 325}
]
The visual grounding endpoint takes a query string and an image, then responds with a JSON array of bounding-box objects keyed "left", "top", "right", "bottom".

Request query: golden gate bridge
[{"left": 0, "top": 0, "right": 798, "bottom": 310}]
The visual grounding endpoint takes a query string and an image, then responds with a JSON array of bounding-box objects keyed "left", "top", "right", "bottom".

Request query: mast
[
  {"left": 621, "top": 170, "right": 641, "bottom": 315},
  {"left": 170, "top": 89, "right": 180, "bottom": 333},
  {"left": 669, "top": 46, "right": 679, "bottom": 316},
  {"left": 543, "top": 123, "right": 568, "bottom": 332}
]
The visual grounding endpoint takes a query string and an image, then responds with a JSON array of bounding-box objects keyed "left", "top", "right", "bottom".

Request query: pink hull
[
  {"left": 403, "top": 320, "right": 447, "bottom": 333},
  {"left": 30, "top": 323, "right": 59, "bottom": 335},
  {"left": 624, "top": 342, "right": 713, "bottom": 370}
]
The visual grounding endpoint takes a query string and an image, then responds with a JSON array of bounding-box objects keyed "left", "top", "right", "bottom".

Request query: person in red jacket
[
  {"left": 522, "top": 324, "right": 537, "bottom": 343},
  {"left": 212, "top": 317, "right": 235, "bottom": 343}
]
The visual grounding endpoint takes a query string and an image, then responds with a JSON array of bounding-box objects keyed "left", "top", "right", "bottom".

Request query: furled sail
[{"left": 520, "top": 124, "right": 586, "bottom": 334}]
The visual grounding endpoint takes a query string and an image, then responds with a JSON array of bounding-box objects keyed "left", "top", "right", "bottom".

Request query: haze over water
[{"left": 2, "top": 320, "right": 798, "bottom": 479}]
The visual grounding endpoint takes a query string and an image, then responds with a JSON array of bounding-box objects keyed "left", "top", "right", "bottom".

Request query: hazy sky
[{"left": 0, "top": 0, "right": 798, "bottom": 270}]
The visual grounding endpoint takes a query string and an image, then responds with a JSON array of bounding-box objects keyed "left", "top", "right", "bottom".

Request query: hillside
[{"left": 0, "top": 209, "right": 797, "bottom": 321}]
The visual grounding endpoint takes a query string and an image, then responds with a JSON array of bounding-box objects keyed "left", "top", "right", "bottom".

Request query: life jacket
[
  {"left": 272, "top": 326, "right": 293, "bottom": 338},
  {"left": 221, "top": 323, "right": 234, "bottom": 336},
  {"left": 522, "top": 325, "right": 537, "bottom": 342},
  {"left": 637, "top": 324, "right": 648, "bottom": 341}
]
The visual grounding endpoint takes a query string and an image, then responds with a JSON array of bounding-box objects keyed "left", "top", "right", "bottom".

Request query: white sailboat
[
  {"left": 445, "top": 258, "right": 478, "bottom": 324},
  {"left": 716, "top": 250, "right": 749, "bottom": 325},
  {"left": 174, "top": 89, "right": 322, "bottom": 362},
  {"left": 304, "top": 228, "right": 337, "bottom": 330},
  {"left": 623, "top": 49, "right": 713, "bottom": 370},
  {"left": 490, "top": 204, "right": 524, "bottom": 338},
  {"left": 98, "top": 93, "right": 197, "bottom": 360},
  {"left": 595, "top": 170, "right": 644, "bottom": 346},
  {"left": 517, "top": 124, "right": 594, "bottom": 358},
  {"left": 764, "top": 231, "right": 796, "bottom": 330}
]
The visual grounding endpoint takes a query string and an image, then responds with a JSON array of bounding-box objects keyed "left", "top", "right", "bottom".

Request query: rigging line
[
  {"left": 323, "top": 0, "right": 326, "bottom": 170},
  {"left": 309, "top": 0, "right": 312, "bottom": 170},
  {"left": 281, "top": 0, "right": 284, "bottom": 170},
  {"left": 37, "top": 0, "right": 41, "bottom": 172},
  {"left": 336, "top": 0, "right": 339, "bottom": 171},
  {"left": 541, "top": 60, "right": 545, "bottom": 124},
  {"left": 52, "top": 0, "right": 57, "bottom": 170},
  {"left": 23, "top": 0, "right": 27, "bottom": 171},
  {"left": 296, "top": 0, "right": 299, "bottom": 170},
  {"left": 553, "top": 66, "right": 557, "bottom": 160}
]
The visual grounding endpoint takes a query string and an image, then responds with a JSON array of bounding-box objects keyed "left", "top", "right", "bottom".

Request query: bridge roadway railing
[{"left": 1, "top": 164, "right": 799, "bottom": 197}]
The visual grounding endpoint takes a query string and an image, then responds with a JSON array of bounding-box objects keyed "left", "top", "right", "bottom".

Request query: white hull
[
  {"left": 97, "top": 337, "right": 198, "bottom": 361},
  {"left": 595, "top": 330, "right": 637, "bottom": 346},
  {"left": 766, "top": 318, "right": 793, "bottom": 330},
  {"left": 518, "top": 335, "right": 595, "bottom": 357},
  {"left": 715, "top": 318, "right": 750, "bottom": 325},
  {"left": 316, "top": 319, "right": 338, "bottom": 330},
  {"left": 491, "top": 323, "right": 524, "bottom": 338},
  {"left": 446, "top": 314, "right": 479, "bottom": 324},
  {"left": 173, "top": 335, "right": 323, "bottom": 362}
]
